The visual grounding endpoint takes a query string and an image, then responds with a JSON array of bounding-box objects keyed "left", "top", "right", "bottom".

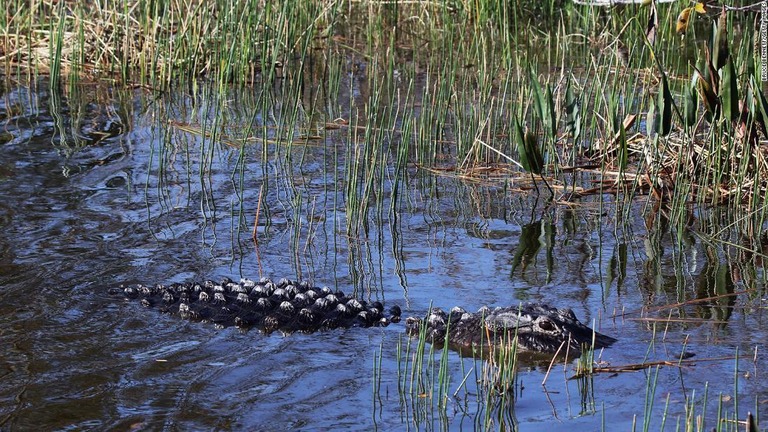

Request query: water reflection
[
  {"left": 694, "top": 246, "right": 737, "bottom": 326},
  {"left": 510, "top": 219, "right": 555, "bottom": 283}
]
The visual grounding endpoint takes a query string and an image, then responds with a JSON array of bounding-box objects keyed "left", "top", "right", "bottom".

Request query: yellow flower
[{"left": 676, "top": 3, "right": 707, "bottom": 34}]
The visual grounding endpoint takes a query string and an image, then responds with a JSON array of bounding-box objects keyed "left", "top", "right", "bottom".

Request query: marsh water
[{"left": 1, "top": 76, "right": 767, "bottom": 432}]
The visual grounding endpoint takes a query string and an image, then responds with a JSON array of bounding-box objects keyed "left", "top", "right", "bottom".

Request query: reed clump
[{"left": 8, "top": 1, "right": 767, "bottom": 230}]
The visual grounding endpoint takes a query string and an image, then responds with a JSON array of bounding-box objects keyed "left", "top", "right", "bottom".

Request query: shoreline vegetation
[{"left": 5, "top": 2, "right": 767, "bottom": 223}]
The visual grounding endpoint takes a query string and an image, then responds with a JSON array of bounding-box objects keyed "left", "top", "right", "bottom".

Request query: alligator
[{"left": 116, "top": 277, "right": 616, "bottom": 356}]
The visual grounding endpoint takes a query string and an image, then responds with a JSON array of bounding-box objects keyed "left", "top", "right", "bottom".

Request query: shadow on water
[{"left": 1, "top": 73, "right": 768, "bottom": 431}]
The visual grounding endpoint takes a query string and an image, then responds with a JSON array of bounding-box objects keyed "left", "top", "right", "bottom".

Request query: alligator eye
[{"left": 539, "top": 319, "right": 555, "bottom": 331}]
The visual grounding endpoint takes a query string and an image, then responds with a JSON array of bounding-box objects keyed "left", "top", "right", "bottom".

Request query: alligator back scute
[{"left": 119, "top": 277, "right": 402, "bottom": 333}]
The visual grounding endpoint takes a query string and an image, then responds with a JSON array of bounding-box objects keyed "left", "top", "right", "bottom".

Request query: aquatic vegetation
[{"left": 7, "top": 0, "right": 768, "bottom": 227}]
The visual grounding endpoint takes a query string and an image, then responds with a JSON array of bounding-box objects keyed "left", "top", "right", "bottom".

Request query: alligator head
[{"left": 406, "top": 303, "right": 616, "bottom": 356}]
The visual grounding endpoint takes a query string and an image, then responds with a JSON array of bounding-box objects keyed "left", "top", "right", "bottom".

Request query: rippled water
[{"left": 1, "top": 79, "right": 767, "bottom": 431}]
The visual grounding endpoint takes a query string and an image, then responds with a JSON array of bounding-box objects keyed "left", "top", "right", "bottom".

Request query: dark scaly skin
[
  {"left": 404, "top": 304, "right": 616, "bottom": 356},
  {"left": 116, "top": 277, "right": 401, "bottom": 333},
  {"left": 116, "top": 278, "right": 616, "bottom": 356}
]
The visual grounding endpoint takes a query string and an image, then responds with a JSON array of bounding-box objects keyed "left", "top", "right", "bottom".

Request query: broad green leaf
[
  {"left": 513, "top": 114, "right": 525, "bottom": 154},
  {"left": 618, "top": 123, "right": 628, "bottom": 170},
  {"left": 611, "top": 94, "right": 627, "bottom": 169},
  {"left": 514, "top": 115, "right": 544, "bottom": 174},
  {"left": 720, "top": 57, "right": 739, "bottom": 122},
  {"left": 751, "top": 76, "right": 768, "bottom": 136},
  {"left": 645, "top": 0, "right": 658, "bottom": 45},
  {"left": 684, "top": 72, "right": 699, "bottom": 128},
  {"left": 646, "top": 97, "right": 656, "bottom": 136},
  {"left": 529, "top": 65, "right": 554, "bottom": 141},
  {"left": 530, "top": 66, "right": 546, "bottom": 121},
  {"left": 658, "top": 73, "right": 673, "bottom": 136},
  {"left": 696, "top": 69, "right": 719, "bottom": 119},
  {"left": 564, "top": 77, "right": 581, "bottom": 142},
  {"left": 523, "top": 132, "right": 544, "bottom": 174},
  {"left": 711, "top": 9, "right": 729, "bottom": 70},
  {"left": 546, "top": 83, "right": 557, "bottom": 140}
]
